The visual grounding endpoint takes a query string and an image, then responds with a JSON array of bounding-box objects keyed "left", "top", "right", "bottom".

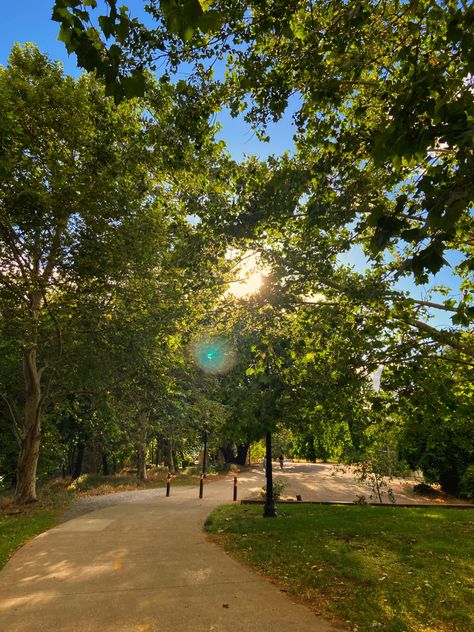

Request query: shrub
[
  {"left": 459, "top": 465, "right": 474, "bottom": 501},
  {"left": 413, "top": 482, "right": 438, "bottom": 496},
  {"left": 260, "top": 478, "right": 288, "bottom": 501}
]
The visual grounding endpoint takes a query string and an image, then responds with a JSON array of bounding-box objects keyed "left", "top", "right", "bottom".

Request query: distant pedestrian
[
  {"left": 263, "top": 457, "right": 267, "bottom": 472},
  {"left": 279, "top": 454, "right": 284, "bottom": 470}
]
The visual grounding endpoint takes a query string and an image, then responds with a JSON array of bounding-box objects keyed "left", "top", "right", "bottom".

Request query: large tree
[
  {"left": 0, "top": 43, "right": 226, "bottom": 501},
  {"left": 0, "top": 45, "right": 151, "bottom": 501}
]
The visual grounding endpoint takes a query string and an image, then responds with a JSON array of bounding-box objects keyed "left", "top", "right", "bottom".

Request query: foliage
[
  {"left": 459, "top": 465, "right": 474, "bottom": 501},
  {"left": 52, "top": 1, "right": 474, "bottom": 288},
  {"left": 345, "top": 410, "right": 411, "bottom": 503},
  {"left": 351, "top": 461, "right": 396, "bottom": 505},
  {"left": 260, "top": 478, "right": 287, "bottom": 501},
  {"left": 66, "top": 470, "right": 205, "bottom": 493},
  {"left": 0, "top": 43, "right": 160, "bottom": 500},
  {"left": 0, "top": 43, "right": 231, "bottom": 499},
  {"left": 46, "top": 2, "right": 474, "bottom": 511},
  {"left": 390, "top": 358, "right": 474, "bottom": 495},
  {"left": 52, "top": 0, "right": 224, "bottom": 102},
  {"left": 3, "top": 3, "right": 474, "bottom": 511},
  {"left": 206, "top": 504, "right": 474, "bottom": 632}
]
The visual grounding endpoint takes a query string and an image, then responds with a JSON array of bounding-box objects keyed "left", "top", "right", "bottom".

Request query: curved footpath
[{"left": 0, "top": 468, "right": 342, "bottom": 632}]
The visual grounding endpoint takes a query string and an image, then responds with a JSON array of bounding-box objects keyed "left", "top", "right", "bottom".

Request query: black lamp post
[
  {"left": 263, "top": 429, "right": 277, "bottom": 518},
  {"left": 202, "top": 429, "right": 208, "bottom": 478}
]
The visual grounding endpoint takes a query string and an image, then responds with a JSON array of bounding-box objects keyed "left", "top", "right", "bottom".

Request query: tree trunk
[
  {"left": 137, "top": 442, "right": 147, "bottom": 481},
  {"left": 137, "top": 422, "right": 148, "bottom": 481},
  {"left": 220, "top": 443, "right": 235, "bottom": 464},
  {"left": 155, "top": 438, "right": 163, "bottom": 466},
  {"left": 235, "top": 443, "right": 249, "bottom": 466},
  {"left": 164, "top": 438, "right": 175, "bottom": 474},
  {"left": 102, "top": 451, "right": 109, "bottom": 476},
  {"left": 72, "top": 442, "right": 85, "bottom": 480},
  {"left": 67, "top": 441, "right": 75, "bottom": 476},
  {"left": 15, "top": 345, "right": 42, "bottom": 503}
]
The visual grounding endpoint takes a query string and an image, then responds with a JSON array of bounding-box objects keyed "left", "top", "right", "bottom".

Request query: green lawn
[
  {"left": 0, "top": 482, "right": 73, "bottom": 569},
  {"left": 205, "top": 504, "right": 474, "bottom": 632}
]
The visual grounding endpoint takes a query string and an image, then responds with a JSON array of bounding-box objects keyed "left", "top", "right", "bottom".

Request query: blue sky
[
  {"left": 0, "top": 1, "right": 296, "bottom": 159},
  {"left": 0, "top": 2, "right": 463, "bottom": 327}
]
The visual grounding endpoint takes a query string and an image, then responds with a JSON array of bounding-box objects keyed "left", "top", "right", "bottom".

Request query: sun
[
  {"left": 229, "top": 271, "right": 264, "bottom": 298},
  {"left": 226, "top": 251, "right": 268, "bottom": 298}
]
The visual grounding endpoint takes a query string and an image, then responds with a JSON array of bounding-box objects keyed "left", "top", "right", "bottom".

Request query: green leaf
[
  {"left": 198, "top": 10, "right": 223, "bottom": 34},
  {"left": 98, "top": 15, "right": 115, "bottom": 39},
  {"left": 57, "top": 25, "right": 73, "bottom": 52},
  {"left": 120, "top": 72, "right": 147, "bottom": 99}
]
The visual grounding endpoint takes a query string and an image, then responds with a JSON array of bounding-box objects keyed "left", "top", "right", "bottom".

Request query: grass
[
  {"left": 205, "top": 504, "right": 474, "bottom": 632},
  {"left": 68, "top": 466, "right": 226, "bottom": 495},
  {"left": 0, "top": 479, "right": 73, "bottom": 569}
]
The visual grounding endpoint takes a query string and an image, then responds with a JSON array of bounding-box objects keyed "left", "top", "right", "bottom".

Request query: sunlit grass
[
  {"left": 0, "top": 480, "right": 73, "bottom": 569},
  {"left": 205, "top": 504, "right": 474, "bottom": 632},
  {"left": 68, "top": 467, "right": 223, "bottom": 495}
]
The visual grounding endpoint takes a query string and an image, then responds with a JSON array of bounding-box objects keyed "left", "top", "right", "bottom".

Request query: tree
[
  {"left": 0, "top": 45, "right": 154, "bottom": 501},
  {"left": 0, "top": 44, "right": 227, "bottom": 501},
  {"left": 52, "top": 1, "right": 474, "bottom": 285},
  {"left": 384, "top": 352, "right": 474, "bottom": 494}
]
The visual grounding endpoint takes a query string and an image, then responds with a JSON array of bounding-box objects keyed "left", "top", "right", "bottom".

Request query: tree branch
[{"left": 0, "top": 393, "right": 23, "bottom": 445}]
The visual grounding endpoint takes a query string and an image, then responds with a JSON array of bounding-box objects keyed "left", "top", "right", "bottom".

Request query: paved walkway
[
  {"left": 259, "top": 461, "right": 424, "bottom": 504},
  {"left": 0, "top": 468, "right": 342, "bottom": 632}
]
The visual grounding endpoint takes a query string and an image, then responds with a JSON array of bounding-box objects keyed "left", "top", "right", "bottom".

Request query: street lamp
[
  {"left": 202, "top": 428, "right": 208, "bottom": 478},
  {"left": 263, "top": 430, "right": 277, "bottom": 518}
]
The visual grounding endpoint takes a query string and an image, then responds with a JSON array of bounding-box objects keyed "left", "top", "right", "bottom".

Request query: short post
[
  {"left": 233, "top": 476, "right": 238, "bottom": 502},
  {"left": 166, "top": 473, "right": 171, "bottom": 497},
  {"left": 199, "top": 473, "right": 204, "bottom": 499}
]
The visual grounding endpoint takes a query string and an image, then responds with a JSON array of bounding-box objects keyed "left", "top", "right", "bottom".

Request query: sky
[
  {"left": 0, "top": 0, "right": 296, "bottom": 159},
  {"left": 0, "top": 1, "right": 464, "bottom": 328}
]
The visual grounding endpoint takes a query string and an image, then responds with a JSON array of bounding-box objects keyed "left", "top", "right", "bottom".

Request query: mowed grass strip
[
  {"left": 0, "top": 481, "right": 73, "bottom": 569},
  {"left": 205, "top": 504, "right": 474, "bottom": 632}
]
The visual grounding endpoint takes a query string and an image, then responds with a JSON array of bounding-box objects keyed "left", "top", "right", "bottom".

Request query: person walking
[
  {"left": 279, "top": 454, "right": 284, "bottom": 470},
  {"left": 263, "top": 457, "right": 267, "bottom": 472}
]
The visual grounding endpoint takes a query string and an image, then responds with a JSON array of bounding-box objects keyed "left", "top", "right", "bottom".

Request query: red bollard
[
  {"left": 233, "top": 476, "right": 238, "bottom": 502},
  {"left": 166, "top": 473, "right": 171, "bottom": 497},
  {"left": 199, "top": 474, "right": 204, "bottom": 499}
]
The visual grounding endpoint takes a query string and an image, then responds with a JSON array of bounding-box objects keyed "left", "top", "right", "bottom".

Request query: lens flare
[{"left": 191, "top": 335, "right": 236, "bottom": 374}]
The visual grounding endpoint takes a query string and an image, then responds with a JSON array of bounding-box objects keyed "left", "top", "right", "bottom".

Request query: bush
[
  {"left": 459, "top": 465, "right": 474, "bottom": 501},
  {"left": 260, "top": 478, "right": 288, "bottom": 501},
  {"left": 413, "top": 483, "right": 438, "bottom": 496},
  {"left": 68, "top": 474, "right": 140, "bottom": 492}
]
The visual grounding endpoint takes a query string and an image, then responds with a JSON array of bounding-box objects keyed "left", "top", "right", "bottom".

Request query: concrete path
[
  {"left": 0, "top": 469, "right": 342, "bottom": 632},
  {"left": 261, "top": 461, "right": 423, "bottom": 504}
]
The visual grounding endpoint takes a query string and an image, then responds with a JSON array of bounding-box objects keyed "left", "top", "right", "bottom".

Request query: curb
[{"left": 240, "top": 499, "right": 473, "bottom": 509}]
